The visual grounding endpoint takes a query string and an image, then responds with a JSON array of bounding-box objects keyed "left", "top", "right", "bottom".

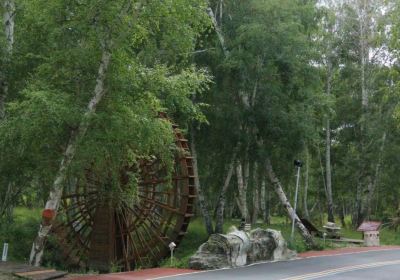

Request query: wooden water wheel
[{"left": 52, "top": 120, "right": 196, "bottom": 272}]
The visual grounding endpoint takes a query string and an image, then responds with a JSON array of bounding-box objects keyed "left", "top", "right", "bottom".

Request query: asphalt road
[{"left": 161, "top": 248, "right": 400, "bottom": 280}]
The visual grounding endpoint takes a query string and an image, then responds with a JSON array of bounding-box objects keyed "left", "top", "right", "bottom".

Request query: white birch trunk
[
  {"left": 265, "top": 159, "right": 317, "bottom": 248},
  {"left": 251, "top": 163, "right": 259, "bottom": 225},
  {"left": 358, "top": 0, "right": 368, "bottom": 109},
  {"left": 1, "top": 0, "right": 15, "bottom": 118},
  {"left": 3, "top": 0, "right": 15, "bottom": 52},
  {"left": 236, "top": 161, "right": 248, "bottom": 221},
  {"left": 356, "top": 0, "right": 372, "bottom": 226},
  {"left": 260, "top": 177, "right": 267, "bottom": 222},
  {"left": 190, "top": 127, "right": 214, "bottom": 235},
  {"left": 243, "top": 160, "right": 249, "bottom": 192},
  {"left": 214, "top": 154, "right": 235, "bottom": 233},
  {"left": 325, "top": 118, "right": 334, "bottom": 222},
  {"left": 317, "top": 144, "right": 328, "bottom": 198},
  {"left": 252, "top": 185, "right": 259, "bottom": 225},
  {"left": 365, "top": 132, "right": 386, "bottom": 219},
  {"left": 0, "top": 182, "right": 14, "bottom": 220},
  {"left": 325, "top": 62, "right": 334, "bottom": 223},
  {"left": 303, "top": 148, "right": 310, "bottom": 220},
  {"left": 206, "top": 8, "right": 228, "bottom": 57},
  {"left": 29, "top": 49, "right": 112, "bottom": 266},
  {"left": 0, "top": 0, "right": 16, "bottom": 222}
]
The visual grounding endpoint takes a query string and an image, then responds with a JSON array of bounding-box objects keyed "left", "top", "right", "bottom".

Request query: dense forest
[{"left": 1, "top": 0, "right": 400, "bottom": 268}]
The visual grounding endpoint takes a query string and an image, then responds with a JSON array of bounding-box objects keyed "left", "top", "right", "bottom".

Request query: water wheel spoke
[
  {"left": 62, "top": 191, "right": 98, "bottom": 199},
  {"left": 137, "top": 195, "right": 184, "bottom": 216},
  {"left": 138, "top": 174, "right": 188, "bottom": 186},
  {"left": 64, "top": 203, "right": 96, "bottom": 226},
  {"left": 122, "top": 202, "right": 160, "bottom": 236},
  {"left": 115, "top": 212, "right": 131, "bottom": 270},
  {"left": 123, "top": 211, "right": 156, "bottom": 264},
  {"left": 121, "top": 203, "right": 168, "bottom": 248},
  {"left": 141, "top": 204, "right": 176, "bottom": 233}
]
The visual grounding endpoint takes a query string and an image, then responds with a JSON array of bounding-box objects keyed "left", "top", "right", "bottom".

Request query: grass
[
  {"left": 159, "top": 218, "right": 209, "bottom": 268},
  {"left": 0, "top": 207, "right": 41, "bottom": 262},
  {"left": 160, "top": 216, "right": 400, "bottom": 269},
  {"left": 378, "top": 227, "right": 400, "bottom": 245},
  {"left": 2, "top": 209, "right": 400, "bottom": 270},
  {"left": 160, "top": 217, "right": 312, "bottom": 268}
]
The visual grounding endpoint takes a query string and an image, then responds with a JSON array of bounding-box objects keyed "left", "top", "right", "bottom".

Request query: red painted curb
[
  {"left": 298, "top": 245, "right": 400, "bottom": 258},
  {"left": 71, "top": 268, "right": 197, "bottom": 280}
]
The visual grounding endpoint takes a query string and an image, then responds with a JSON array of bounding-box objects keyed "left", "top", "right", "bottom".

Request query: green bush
[{"left": 0, "top": 210, "right": 40, "bottom": 262}]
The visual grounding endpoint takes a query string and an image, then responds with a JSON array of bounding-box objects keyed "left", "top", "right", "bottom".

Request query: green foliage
[
  {"left": 3, "top": 0, "right": 400, "bottom": 268},
  {"left": 0, "top": 0, "right": 211, "bottom": 208},
  {"left": 0, "top": 208, "right": 41, "bottom": 262}
]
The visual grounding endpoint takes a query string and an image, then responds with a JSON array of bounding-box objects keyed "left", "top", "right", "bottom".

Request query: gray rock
[
  {"left": 267, "top": 229, "right": 297, "bottom": 261},
  {"left": 189, "top": 228, "right": 296, "bottom": 270},
  {"left": 247, "top": 228, "right": 276, "bottom": 263}
]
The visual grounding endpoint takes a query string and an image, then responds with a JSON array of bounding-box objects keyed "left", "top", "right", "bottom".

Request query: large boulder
[{"left": 189, "top": 227, "right": 296, "bottom": 270}]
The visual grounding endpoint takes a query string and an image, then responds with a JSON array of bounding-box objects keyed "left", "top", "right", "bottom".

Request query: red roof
[{"left": 357, "top": 221, "right": 382, "bottom": 232}]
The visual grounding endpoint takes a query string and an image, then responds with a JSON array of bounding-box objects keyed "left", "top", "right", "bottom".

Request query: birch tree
[
  {"left": 214, "top": 154, "right": 235, "bottom": 233},
  {"left": 190, "top": 128, "right": 214, "bottom": 235},
  {"left": 1, "top": 0, "right": 15, "bottom": 118},
  {"left": 0, "top": 0, "right": 15, "bottom": 222},
  {"left": 29, "top": 46, "right": 113, "bottom": 266},
  {"left": 320, "top": 3, "right": 339, "bottom": 223},
  {"left": 342, "top": 0, "right": 391, "bottom": 226},
  {"left": 198, "top": 0, "right": 323, "bottom": 237},
  {"left": 0, "top": 0, "right": 211, "bottom": 266},
  {"left": 235, "top": 160, "right": 249, "bottom": 221},
  {"left": 180, "top": 2, "right": 232, "bottom": 236},
  {"left": 29, "top": 0, "right": 139, "bottom": 265},
  {"left": 266, "top": 159, "right": 317, "bottom": 249}
]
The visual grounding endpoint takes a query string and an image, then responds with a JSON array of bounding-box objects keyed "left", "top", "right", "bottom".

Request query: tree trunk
[
  {"left": 358, "top": 1, "right": 368, "bottom": 109},
  {"left": 266, "top": 183, "right": 271, "bottom": 224},
  {"left": 260, "top": 176, "right": 269, "bottom": 224},
  {"left": 251, "top": 163, "right": 259, "bottom": 225},
  {"left": 206, "top": 8, "right": 228, "bottom": 57},
  {"left": 1, "top": 0, "right": 15, "bottom": 118},
  {"left": 29, "top": 48, "right": 112, "bottom": 266},
  {"left": 356, "top": 0, "right": 371, "bottom": 227},
  {"left": 251, "top": 186, "right": 259, "bottom": 225},
  {"left": 236, "top": 161, "right": 249, "bottom": 221},
  {"left": 340, "top": 201, "right": 346, "bottom": 228},
  {"left": 226, "top": 201, "right": 234, "bottom": 219},
  {"left": 243, "top": 159, "right": 250, "bottom": 219},
  {"left": 325, "top": 59, "right": 335, "bottom": 223},
  {"left": 0, "top": 1, "right": 16, "bottom": 219},
  {"left": 365, "top": 132, "right": 386, "bottom": 219},
  {"left": 303, "top": 149, "right": 310, "bottom": 220},
  {"left": 0, "top": 182, "right": 17, "bottom": 222},
  {"left": 3, "top": 0, "right": 14, "bottom": 52},
  {"left": 317, "top": 144, "right": 328, "bottom": 199},
  {"left": 353, "top": 186, "right": 361, "bottom": 227},
  {"left": 265, "top": 159, "right": 317, "bottom": 249},
  {"left": 214, "top": 154, "right": 235, "bottom": 233},
  {"left": 325, "top": 120, "right": 334, "bottom": 222},
  {"left": 190, "top": 127, "right": 214, "bottom": 235}
]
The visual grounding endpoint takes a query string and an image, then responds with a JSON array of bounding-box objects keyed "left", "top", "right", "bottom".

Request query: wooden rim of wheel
[{"left": 52, "top": 116, "right": 196, "bottom": 271}]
